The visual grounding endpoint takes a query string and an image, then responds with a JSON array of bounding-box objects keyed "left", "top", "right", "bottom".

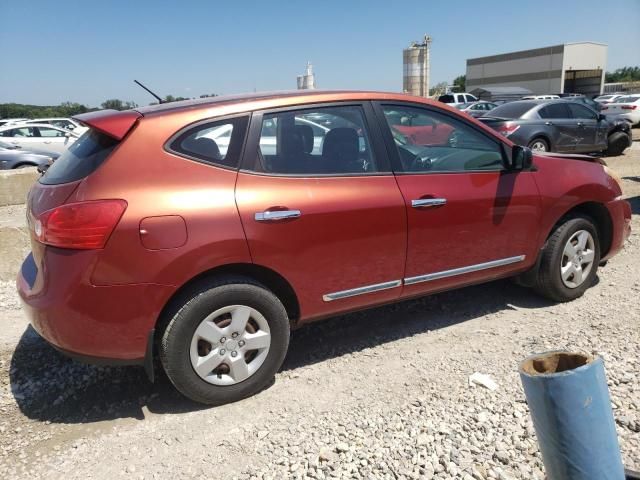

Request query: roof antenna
[{"left": 134, "top": 79, "right": 163, "bottom": 104}]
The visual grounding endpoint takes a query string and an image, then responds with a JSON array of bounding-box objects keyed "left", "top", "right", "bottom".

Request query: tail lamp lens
[
  {"left": 621, "top": 105, "right": 637, "bottom": 110},
  {"left": 35, "top": 200, "right": 127, "bottom": 249},
  {"left": 497, "top": 124, "right": 520, "bottom": 137}
]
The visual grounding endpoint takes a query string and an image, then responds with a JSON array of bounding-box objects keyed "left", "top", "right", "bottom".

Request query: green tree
[
  {"left": 605, "top": 66, "right": 640, "bottom": 83},
  {"left": 101, "top": 99, "right": 137, "bottom": 111},
  {"left": 453, "top": 75, "right": 466, "bottom": 92},
  {"left": 429, "top": 81, "right": 448, "bottom": 97}
]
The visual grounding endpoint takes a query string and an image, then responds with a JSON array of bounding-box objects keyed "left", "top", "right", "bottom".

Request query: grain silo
[
  {"left": 403, "top": 35, "right": 432, "bottom": 97},
  {"left": 297, "top": 62, "right": 316, "bottom": 90}
]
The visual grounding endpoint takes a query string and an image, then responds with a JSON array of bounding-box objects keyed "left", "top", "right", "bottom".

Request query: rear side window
[
  {"left": 169, "top": 115, "right": 249, "bottom": 169},
  {"left": 486, "top": 102, "right": 535, "bottom": 119},
  {"left": 438, "top": 95, "right": 454, "bottom": 103},
  {"left": 539, "top": 103, "right": 571, "bottom": 119},
  {"left": 40, "top": 130, "right": 118, "bottom": 185}
]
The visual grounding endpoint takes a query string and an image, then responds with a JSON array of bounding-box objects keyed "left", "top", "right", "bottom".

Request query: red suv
[{"left": 17, "top": 91, "right": 631, "bottom": 404}]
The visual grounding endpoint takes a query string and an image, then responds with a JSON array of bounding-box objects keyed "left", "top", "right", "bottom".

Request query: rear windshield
[
  {"left": 40, "top": 129, "right": 118, "bottom": 185},
  {"left": 484, "top": 102, "right": 535, "bottom": 119}
]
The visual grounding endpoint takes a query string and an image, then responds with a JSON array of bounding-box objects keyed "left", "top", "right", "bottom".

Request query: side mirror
[
  {"left": 510, "top": 145, "right": 533, "bottom": 170},
  {"left": 598, "top": 114, "right": 606, "bottom": 122}
]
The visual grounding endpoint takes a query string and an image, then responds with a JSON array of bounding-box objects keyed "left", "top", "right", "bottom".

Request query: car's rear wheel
[
  {"left": 604, "top": 131, "right": 629, "bottom": 156},
  {"left": 528, "top": 137, "right": 549, "bottom": 152},
  {"left": 534, "top": 215, "right": 600, "bottom": 302},
  {"left": 159, "top": 277, "right": 290, "bottom": 405}
]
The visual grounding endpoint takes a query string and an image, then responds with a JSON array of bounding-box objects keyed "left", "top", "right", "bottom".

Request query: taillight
[
  {"left": 600, "top": 106, "right": 608, "bottom": 110},
  {"left": 622, "top": 105, "right": 637, "bottom": 110},
  {"left": 34, "top": 200, "right": 127, "bottom": 249},
  {"left": 497, "top": 124, "right": 520, "bottom": 137}
]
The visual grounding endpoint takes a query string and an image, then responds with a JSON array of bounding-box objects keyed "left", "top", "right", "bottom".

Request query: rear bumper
[
  {"left": 16, "top": 248, "right": 174, "bottom": 362},
  {"left": 602, "top": 197, "right": 632, "bottom": 261}
]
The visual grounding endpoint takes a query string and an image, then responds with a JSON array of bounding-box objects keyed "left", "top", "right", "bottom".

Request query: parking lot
[{"left": 0, "top": 132, "right": 637, "bottom": 479}]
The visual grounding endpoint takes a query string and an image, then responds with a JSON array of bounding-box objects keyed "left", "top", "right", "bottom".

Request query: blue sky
[{"left": 1, "top": 0, "right": 639, "bottom": 107}]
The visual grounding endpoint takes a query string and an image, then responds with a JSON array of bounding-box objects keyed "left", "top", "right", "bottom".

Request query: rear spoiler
[
  {"left": 539, "top": 152, "right": 607, "bottom": 166},
  {"left": 73, "top": 109, "right": 142, "bottom": 141}
]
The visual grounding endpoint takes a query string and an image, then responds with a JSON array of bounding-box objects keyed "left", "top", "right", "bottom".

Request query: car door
[
  {"left": 537, "top": 103, "right": 577, "bottom": 152},
  {"left": 567, "top": 103, "right": 606, "bottom": 152},
  {"left": 34, "top": 126, "right": 74, "bottom": 153},
  {"left": 235, "top": 103, "right": 407, "bottom": 322},
  {"left": 1, "top": 126, "right": 39, "bottom": 149},
  {"left": 374, "top": 102, "right": 542, "bottom": 298}
]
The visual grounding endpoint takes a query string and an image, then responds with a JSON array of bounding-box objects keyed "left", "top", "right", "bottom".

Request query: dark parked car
[
  {"left": 564, "top": 95, "right": 603, "bottom": 112},
  {"left": 0, "top": 140, "right": 58, "bottom": 170},
  {"left": 478, "top": 100, "right": 631, "bottom": 155},
  {"left": 17, "top": 91, "right": 631, "bottom": 405}
]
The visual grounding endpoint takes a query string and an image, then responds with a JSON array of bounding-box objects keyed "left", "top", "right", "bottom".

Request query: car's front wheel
[
  {"left": 604, "top": 131, "right": 630, "bottom": 156},
  {"left": 534, "top": 215, "right": 601, "bottom": 302},
  {"left": 159, "top": 278, "right": 290, "bottom": 405}
]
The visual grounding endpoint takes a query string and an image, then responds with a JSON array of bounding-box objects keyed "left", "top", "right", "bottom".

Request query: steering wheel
[{"left": 410, "top": 153, "right": 433, "bottom": 171}]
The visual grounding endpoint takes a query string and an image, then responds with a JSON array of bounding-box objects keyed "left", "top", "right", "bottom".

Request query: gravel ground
[{"left": 1, "top": 139, "right": 639, "bottom": 479}]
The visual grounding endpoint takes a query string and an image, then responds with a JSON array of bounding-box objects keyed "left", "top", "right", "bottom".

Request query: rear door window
[
  {"left": 438, "top": 95, "right": 454, "bottom": 103},
  {"left": 539, "top": 103, "right": 571, "bottom": 119},
  {"left": 246, "top": 105, "right": 378, "bottom": 175},
  {"left": 40, "top": 129, "right": 118, "bottom": 185},
  {"left": 168, "top": 115, "right": 249, "bottom": 169}
]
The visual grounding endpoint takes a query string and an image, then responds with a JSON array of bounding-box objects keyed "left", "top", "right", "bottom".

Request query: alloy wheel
[
  {"left": 530, "top": 140, "right": 547, "bottom": 152},
  {"left": 560, "top": 230, "right": 595, "bottom": 288},
  {"left": 190, "top": 305, "right": 271, "bottom": 386}
]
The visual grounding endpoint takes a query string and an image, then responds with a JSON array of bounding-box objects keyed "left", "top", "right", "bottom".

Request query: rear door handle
[
  {"left": 545, "top": 121, "right": 553, "bottom": 126},
  {"left": 255, "top": 209, "right": 301, "bottom": 222},
  {"left": 411, "top": 198, "right": 447, "bottom": 208},
  {"left": 577, "top": 122, "right": 584, "bottom": 127}
]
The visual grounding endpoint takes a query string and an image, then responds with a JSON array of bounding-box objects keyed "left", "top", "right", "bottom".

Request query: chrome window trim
[
  {"left": 323, "top": 280, "right": 402, "bottom": 302},
  {"left": 404, "top": 255, "right": 526, "bottom": 286}
]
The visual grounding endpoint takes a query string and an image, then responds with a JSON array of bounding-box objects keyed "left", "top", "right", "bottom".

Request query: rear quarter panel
[
  {"left": 531, "top": 155, "right": 620, "bottom": 248},
  {"left": 70, "top": 114, "right": 252, "bottom": 288}
]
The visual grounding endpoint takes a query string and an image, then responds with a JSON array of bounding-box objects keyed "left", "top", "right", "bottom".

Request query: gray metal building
[{"left": 466, "top": 42, "right": 607, "bottom": 97}]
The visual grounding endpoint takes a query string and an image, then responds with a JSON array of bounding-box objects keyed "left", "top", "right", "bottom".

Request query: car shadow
[{"left": 9, "top": 278, "right": 558, "bottom": 424}]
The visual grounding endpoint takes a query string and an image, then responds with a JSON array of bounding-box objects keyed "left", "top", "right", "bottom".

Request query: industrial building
[
  {"left": 466, "top": 42, "right": 607, "bottom": 97},
  {"left": 403, "top": 35, "right": 432, "bottom": 97}
]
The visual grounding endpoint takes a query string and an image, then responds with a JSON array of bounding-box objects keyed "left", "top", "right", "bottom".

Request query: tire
[
  {"left": 528, "top": 137, "right": 549, "bottom": 152},
  {"left": 603, "top": 131, "right": 629, "bottom": 156},
  {"left": 534, "top": 215, "right": 601, "bottom": 302},
  {"left": 159, "top": 277, "right": 290, "bottom": 405}
]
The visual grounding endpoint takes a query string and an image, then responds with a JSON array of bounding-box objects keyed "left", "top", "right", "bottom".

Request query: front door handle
[
  {"left": 255, "top": 209, "right": 301, "bottom": 222},
  {"left": 411, "top": 198, "right": 447, "bottom": 208},
  {"left": 576, "top": 122, "right": 584, "bottom": 127},
  {"left": 544, "top": 121, "right": 553, "bottom": 126}
]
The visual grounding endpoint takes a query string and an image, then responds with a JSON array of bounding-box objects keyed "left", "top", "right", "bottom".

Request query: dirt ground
[{"left": 1, "top": 135, "right": 639, "bottom": 479}]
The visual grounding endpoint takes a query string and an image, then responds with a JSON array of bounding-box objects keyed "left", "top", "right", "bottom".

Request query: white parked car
[
  {"left": 0, "top": 118, "right": 28, "bottom": 127},
  {"left": 521, "top": 95, "right": 560, "bottom": 100},
  {"left": 437, "top": 93, "right": 479, "bottom": 105},
  {"left": 594, "top": 94, "right": 624, "bottom": 104},
  {"left": 15, "top": 117, "right": 88, "bottom": 134},
  {"left": 0, "top": 123, "right": 80, "bottom": 153},
  {"left": 601, "top": 95, "right": 640, "bottom": 126}
]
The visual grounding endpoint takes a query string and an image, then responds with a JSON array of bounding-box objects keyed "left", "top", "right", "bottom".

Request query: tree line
[{"left": 0, "top": 93, "right": 218, "bottom": 119}]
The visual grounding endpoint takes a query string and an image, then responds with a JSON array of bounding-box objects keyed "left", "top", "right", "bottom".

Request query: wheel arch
[
  {"left": 12, "top": 162, "right": 37, "bottom": 169},
  {"left": 547, "top": 201, "right": 613, "bottom": 257},
  {"left": 156, "top": 262, "right": 301, "bottom": 334},
  {"left": 517, "top": 200, "right": 612, "bottom": 288}
]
